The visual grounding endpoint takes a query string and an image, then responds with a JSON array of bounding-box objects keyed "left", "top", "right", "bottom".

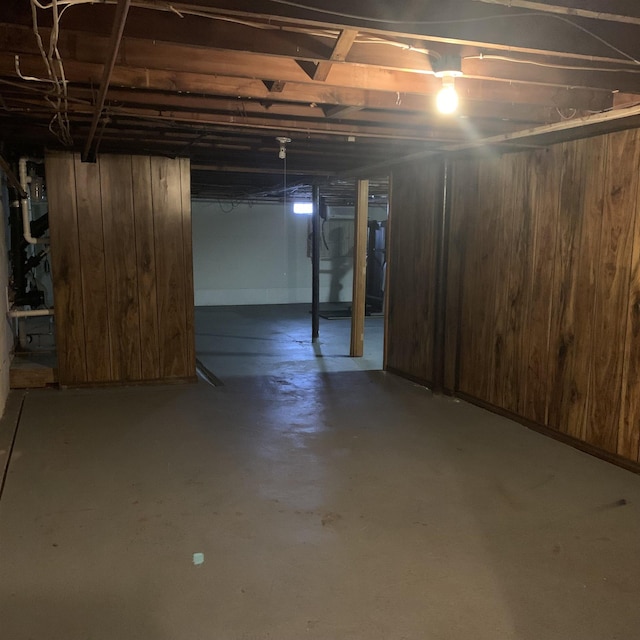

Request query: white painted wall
[{"left": 191, "top": 200, "right": 387, "bottom": 307}]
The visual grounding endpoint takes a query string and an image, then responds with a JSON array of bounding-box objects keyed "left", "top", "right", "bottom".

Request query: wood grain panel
[
  {"left": 386, "top": 161, "right": 443, "bottom": 384},
  {"left": 422, "top": 131, "right": 640, "bottom": 465},
  {"left": 620, "top": 140, "right": 640, "bottom": 460},
  {"left": 179, "top": 157, "right": 196, "bottom": 378},
  {"left": 131, "top": 155, "right": 161, "bottom": 380},
  {"left": 47, "top": 151, "right": 194, "bottom": 385},
  {"left": 566, "top": 137, "right": 607, "bottom": 441},
  {"left": 506, "top": 153, "right": 534, "bottom": 415},
  {"left": 444, "top": 158, "right": 474, "bottom": 392},
  {"left": 74, "top": 154, "right": 112, "bottom": 382},
  {"left": 454, "top": 161, "right": 481, "bottom": 396},
  {"left": 546, "top": 137, "right": 605, "bottom": 439},
  {"left": 458, "top": 156, "right": 502, "bottom": 400},
  {"left": 46, "top": 152, "right": 87, "bottom": 385},
  {"left": 488, "top": 154, "right": 513, "bottom": 408},
  {"left": 588, "top": 130, "right": 640, "bottom": 452},
  {"left": 99, "top": 155, "right": 142, "bottom": 381},
  {"left": 521, "top": 145, "right": 562, "bottom": 424},
  {"left": 152, "top": 156, "right": 189, "bottom": 378},
  {"left": 494, "top": 153, "right": 531, "bottom": 413}
]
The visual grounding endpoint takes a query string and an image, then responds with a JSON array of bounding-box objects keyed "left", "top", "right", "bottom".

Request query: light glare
[
  {"left": 293, "top": 202, "right": 313, "bottom": 215},
  {"left": 436, "top": 86, "right": 459, "bottom": 114}
]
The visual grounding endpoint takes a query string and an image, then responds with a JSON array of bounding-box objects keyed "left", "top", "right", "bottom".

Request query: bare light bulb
[
  {"left": 276, "top": 136, "right": 291, "bottom": 160},
  {"left": 436, "top": 77, "right": 459, "bottom": 115}
]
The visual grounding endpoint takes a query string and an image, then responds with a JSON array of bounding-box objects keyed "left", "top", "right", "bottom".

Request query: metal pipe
[
  {"left": 7, "top": 197, "right": 27, "bottom": 299},
  {"left": 311, "top": 185, "right": 321, "bottom": 341},
  {"left": 8, "top": 308, "right": 54, "bottom": 318},
  {"left": 19, "top": 157, "right": 49, "bottom": 245}
]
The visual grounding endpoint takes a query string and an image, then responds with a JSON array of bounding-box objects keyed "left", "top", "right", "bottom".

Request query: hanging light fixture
[
  {"left": 432, "top": 54, "right": 463, "bottom": 115},
  {"left": 276, "top": 136, "right": 291, "bottom": 159},
  {"left": 276, "top": 136, "right": 292, "bottom": 216},
  {"left": 436, "top": 76, "right": 459, "bottom": 114}
]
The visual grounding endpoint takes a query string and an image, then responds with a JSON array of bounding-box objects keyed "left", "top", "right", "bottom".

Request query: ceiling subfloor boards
[{"left": 1, "top": 0, "right": 639, "bottom": 201}]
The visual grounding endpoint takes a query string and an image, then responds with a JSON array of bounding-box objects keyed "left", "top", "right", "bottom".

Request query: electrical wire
[
  {"left": 263, "top": 0, "right": 538, "bottom": 25},
  {"left": 27, "top": 0, "right": 640, "bottom": 71},
  {"left": 16, "top": 0, "right": 640, "bottom": 149},
  {"left": 25, "top": 0, "right": 73, "bottom": 145},
  {"left": 465, "top": 54, "right": 640, "bottom": 73},
  {"left": 555, "top": 107, "right": 577, "bottom": 120},
  {"left": 262, "top": 0, "right": 640, "bottom": 64},
  {"left": 551, "top": 14, "right": 640, "bottom": 65},
  {"left": 32, "top": 0, "right": 640, "bottom": 67}
]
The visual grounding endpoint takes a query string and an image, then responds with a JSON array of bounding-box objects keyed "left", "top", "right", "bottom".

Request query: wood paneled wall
[
  {"left": 387, "top": 129, "right": 640, "bottom": 466},
  {"left": 385, "top": 161, "right": 444, "bottom": 385},
  {"left": 46, "top": 152, "right": 195, "bottom": 386}
]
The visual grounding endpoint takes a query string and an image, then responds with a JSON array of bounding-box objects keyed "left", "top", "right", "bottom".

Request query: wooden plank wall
[
  {"left": 385, "top": 160, "right": 444, "bottom": 385},
  {"left": 387, "top": 129, "right": 640, "bottom": 465},
  {"left": 46, "top": 152, "right": 196, "bottom": 386}
]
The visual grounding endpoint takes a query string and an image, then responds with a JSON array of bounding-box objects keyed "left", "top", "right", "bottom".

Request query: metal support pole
[{"left": 311, "top": 185, "right": 321, "bottom": 340}]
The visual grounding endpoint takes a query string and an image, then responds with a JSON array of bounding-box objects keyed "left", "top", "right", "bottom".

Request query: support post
[
  {"left": 432, "top": 160, "right": 450, "bottom": 392},
  {"left": 311, "top": 185, "right": 321, "bottom": 341},
  {"left": 350, "top": 179, "right": 369, "bottom": 356}
]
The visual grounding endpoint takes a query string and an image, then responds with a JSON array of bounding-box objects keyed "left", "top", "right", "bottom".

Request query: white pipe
[
  {"left": 7, "top": 308, "right": 54, "bottom": 318},
  {"left": 19, "top": 157, "right": 49, "bottom": 246}
]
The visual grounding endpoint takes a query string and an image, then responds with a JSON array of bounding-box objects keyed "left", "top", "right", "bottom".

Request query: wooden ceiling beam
[
  {"left": 7, "top": 22, "right": 640, "bottom": 94},
  {"left": 1, "top": 99, "right": 537, "bottom": 152},
  {"left": 192, "top": 163, "right": 335, "bottom": 176},
  {"left": 6, "top": 23, "right": 636, "bottom": 100},
  {"left": 3, "top": 25, "right": 439, "bottom": 95},
  {"left": 460, "top": 55, "right": 640, "bottom": 95},
  {"left": 21, "top": 1, "right": 634, "bottom": 66},
  {"left": 63, "top": 104, "right": 469, "bottom": 142},
  {"left": 473, "top": 0, "right": 640, "bottom": 26},
  {"left": 2, "top": 53, "right": 612, "bottom": 113},
  {"left": 119, "top": 1, "right": 640, "bottom": 64},
  {"left": 310, "top": 28, "right": 358, "bottom": 81},
  {"left": 263, "top": 80, "right": 287, "bottom": 93},
  {"left": 322, "top": 105, "right": 364, "bottom": 119},
  {"left": 5, "top": 82, "right": 574, "bottom": 126}
]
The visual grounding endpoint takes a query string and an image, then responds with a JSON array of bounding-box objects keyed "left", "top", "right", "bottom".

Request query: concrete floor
[
  {"left": 194, "top": 304, "right": 384, "bottom": 380},
  {"left": 1, "top": 304, "right": 640, "bottom": 639}
]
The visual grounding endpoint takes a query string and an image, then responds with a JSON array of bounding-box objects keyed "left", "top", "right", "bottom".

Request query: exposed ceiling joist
[
  {"left": 348, "top": 101, "right": 640, "bottom": 177},
  {"left": 473, "top": 0, "right": 640, "bottom": 26},
  {"left": 82, "top": 0, "right": 131, "bottom": 161},
  {"left": 1, "top": 0, "right": 639, "bottom": 202},
  {"left": 116, "top": 0, "right": 640, "bottom": 64},
  {"left": 310, "top": 28, "right": 358, "bottom": 81}
]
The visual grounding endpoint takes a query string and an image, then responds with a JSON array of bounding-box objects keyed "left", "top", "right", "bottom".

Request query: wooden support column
[
  {"left": 433, "top": 161, "right": 450, "bottom": 392},
  {"left": 350, "top": 179, "right": 369, "bottom": 357},
  {"left": 311, "top": 185, "right": 320, "bottom": 341}
]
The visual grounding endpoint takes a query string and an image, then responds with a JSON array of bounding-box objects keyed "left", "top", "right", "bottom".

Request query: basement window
[{"left": 293, "top": 202, "right": 313, "bottom": 215}]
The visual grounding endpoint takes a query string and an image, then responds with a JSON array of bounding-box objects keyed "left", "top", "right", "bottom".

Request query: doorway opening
[{"left": 190, "top": 180, "right": 389, "bottom": 384}]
